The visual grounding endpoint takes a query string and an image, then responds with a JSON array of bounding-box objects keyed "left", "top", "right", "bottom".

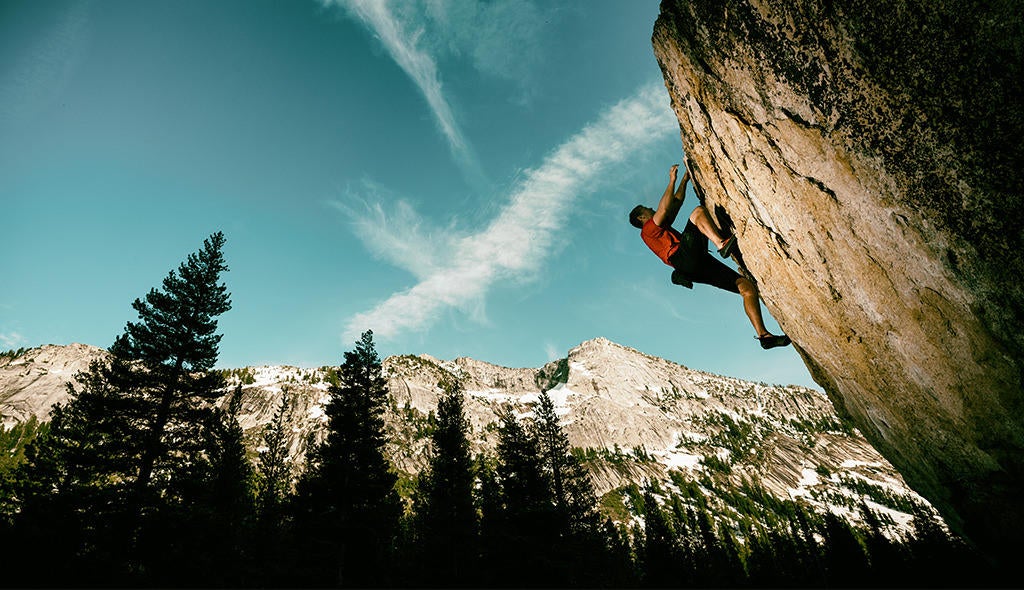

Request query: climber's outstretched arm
[{"left": 652, "top": 163, "right": 689, "bottom": 228}]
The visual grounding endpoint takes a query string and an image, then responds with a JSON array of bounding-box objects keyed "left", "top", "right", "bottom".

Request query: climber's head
[{"left": 629, "top": 205, "right": 654, "bottom": 229}]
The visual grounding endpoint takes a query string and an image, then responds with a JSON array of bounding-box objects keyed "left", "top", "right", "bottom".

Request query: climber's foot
[
  {"left": 718, "top": 235, "right": 737, "bottom": 258},
  {"left": 758, "top": 333, "right": 791, "bottom": 350}
]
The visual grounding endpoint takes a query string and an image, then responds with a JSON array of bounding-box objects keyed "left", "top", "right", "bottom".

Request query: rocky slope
[
  {"left": 2, "top": 340, "right": 934, "bottom": 535},
  {"left": 0, "top": 343, "right": 101, "bottom": 429},
  {"left": 651, "top": 0, "right": 1022, "bottom": 558}
]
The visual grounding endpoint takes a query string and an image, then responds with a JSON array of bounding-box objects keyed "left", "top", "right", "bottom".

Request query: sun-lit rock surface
[
  {"left": 652, "top": 0, "right": 1023, "bottom": 558},
  {"left": 0, "top": 343, "right": 105, "bottom": 429}
]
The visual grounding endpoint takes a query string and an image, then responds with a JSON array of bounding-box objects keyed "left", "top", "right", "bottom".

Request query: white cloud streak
[
  {"left": 422, "top": 0, "right": 549, "bottom": 96},
  {"left": 322, "top": 0, "right": 481, "bottom": 180},
  {"left": 0, "top": 331, "right": 26, "bottom": 349},
  {"left": 343, "top": 82, "right": 677, "bottom": 342},
  {"left": 329, "top": 186, "right": 459, "bottom": 280}
]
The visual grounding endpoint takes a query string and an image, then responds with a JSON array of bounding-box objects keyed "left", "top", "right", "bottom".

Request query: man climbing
[{"left": 629, "top": 161, "right": 791, "bottom": 350}]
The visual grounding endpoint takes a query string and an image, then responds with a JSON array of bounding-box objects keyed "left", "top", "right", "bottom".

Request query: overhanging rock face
[{"left": 652, "top": 0, "right": 1022, "bottom": 559}]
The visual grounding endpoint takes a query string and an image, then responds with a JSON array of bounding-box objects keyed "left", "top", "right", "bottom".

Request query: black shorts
[{"left": 668, "top": 221, "right": 741, "bottom": 293}]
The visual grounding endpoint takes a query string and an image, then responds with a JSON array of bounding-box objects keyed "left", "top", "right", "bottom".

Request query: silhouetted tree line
[{"left": 0, "top": 233, "right": 1006, "bottom": 588}]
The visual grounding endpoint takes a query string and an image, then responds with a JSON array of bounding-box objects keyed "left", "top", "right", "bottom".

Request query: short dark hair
[{"left": 629, "top": 205, "right": 647, "bottom": 229}]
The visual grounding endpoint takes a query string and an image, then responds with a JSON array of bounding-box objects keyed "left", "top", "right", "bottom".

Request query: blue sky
[{"left": 1, "top": 0, "right": 814, "bottom": 388}]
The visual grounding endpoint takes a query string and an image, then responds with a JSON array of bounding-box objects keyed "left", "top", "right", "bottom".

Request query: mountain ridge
[{"left": 1, "top": 338, "right": 937, "bottom": 536}]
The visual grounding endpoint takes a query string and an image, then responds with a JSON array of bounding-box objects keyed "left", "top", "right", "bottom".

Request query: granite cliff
[{"left": 652, "top": 0, "right": 1023, "bottom": 559}]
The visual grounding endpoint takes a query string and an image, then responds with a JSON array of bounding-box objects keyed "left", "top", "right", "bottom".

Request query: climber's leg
[
  {"left": 689, "top": 206, "right": 737, "bottom": 258},
  {"left": 688, "top": 206, "right": 726, "bottom": 250},
  {"left": 736, "top": 276, "right": 791, "bottom": 349},
  {"left": 736, "top": 276, "right": 769, "bottom": 337}
]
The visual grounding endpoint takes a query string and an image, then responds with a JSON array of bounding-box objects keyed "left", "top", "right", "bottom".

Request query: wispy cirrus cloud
[
  {"left": 0, "top": 331, "right": 26, "bottom": 349},
  {"left": 328, "top": 182, "right": 460, "bottom": 281},
  {"left": 421, "top": 0, "right": 551, "bottom": 101},
  {"left": 320, "top": 0, "right": 483, "bottom": 182},
  {"left": 342, "top": 82, "right": 676, "bottom": 342}
]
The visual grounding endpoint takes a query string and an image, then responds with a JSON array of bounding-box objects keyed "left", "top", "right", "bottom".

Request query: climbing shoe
[
  {"left": 671, "top": 270, "right": 693, "bottom": 289},
  {"left": 758, "top": 333, "right": 791, "bottom": 350},
  {"left": 718, "top": 235, "right": 737, "bottom": 258}
]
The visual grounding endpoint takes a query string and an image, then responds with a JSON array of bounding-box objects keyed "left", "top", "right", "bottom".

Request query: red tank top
[{"left": 641, "top": 218, "right": 681, "bottom": 266}]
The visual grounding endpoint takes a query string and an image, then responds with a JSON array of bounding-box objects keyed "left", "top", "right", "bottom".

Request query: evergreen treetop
[{"left": 113, "top": 231, "right": 230, "bottom": 373}]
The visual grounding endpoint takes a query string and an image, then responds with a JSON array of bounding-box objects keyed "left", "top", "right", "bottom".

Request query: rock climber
[{"left": 628, "top": 160, "right": 791, "bottom": 350}]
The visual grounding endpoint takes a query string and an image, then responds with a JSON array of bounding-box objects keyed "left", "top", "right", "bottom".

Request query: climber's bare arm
[{"left": 653, "top": 164, "right": 689, "bottom": 228}]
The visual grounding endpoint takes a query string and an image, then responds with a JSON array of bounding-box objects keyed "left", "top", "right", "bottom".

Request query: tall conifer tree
[
  {"left": 533, "top": 391, "right": 600, "bottom": 533},
  {"left": 475, "top": 456, "right": 504, "bottom": 584},
  {"left": 12, "top": 232, "right": 232, "bottom": 585},
  {"left": 115, "top": 232, "right": 232, "bottom": 498},
  {"left": 532, "top": 390, "right": 606, "bottom": 585},
  {"left": 640, "top": 486, "right": 684, "bottom": 587},
  {"left": 147, "top": 383, "right": 255, "bottom": 586},
  {"left": 250, "top": 386, "right": 297, "bottom": 585},
  {"left": 486, "top": 409, "right": 557, "bottom": 585},
  {"left": 413, "top": 377, "right": 479, "bottom": 586},
  {"left": 293, "top": 330, "right": 402, "bottom": 587},
  {"left": 255, "top": 386, "right": 295, "bottom": 520}
]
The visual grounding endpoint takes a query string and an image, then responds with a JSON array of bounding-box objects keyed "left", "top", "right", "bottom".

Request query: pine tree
[
  {"left": 791, "top": 503, "right": 828, "bottom": 586},
  {"left": 0, "top": 417, "right": 51, "bottom": 585},
  {"left": 665, "top": 498, "right": 699, "bottom": 586},
  {"left": 250, "top": 386, "right": 297, "bottom": 585},
  {"left": 136, "top": 383, "right": 255, "bottom": 586},
  {"left": 820, "top": 510, "right": 870, "bottom": 587},
  {"left": 475, "top": 456, "right": 504, "bottom": 584},
  {"left": 495, "top": 408, "right": 552, "bottom": 518},
  {"left": 531, "top": 390, "right": 606, "bottom": 585},
  {"left": 211, "top": 383, "right": 255, "bottom": 514},
  {"left": 689, "top": 502, "right": 747, "bottom": 587},
  {"left": 639, "top": 486, "right": 683, "bottom": 588},
  {"left": 193, "top": 383, "right": 255, "bottom": 585},
  {"left": 860, "top": 501, "right": 912, "bottom": 585},
  {"left": 532, "top": 391, "right": 600, "bottom": 533},
  {"left": 533, "top": 391, "right": 571, "bottom": 514},
  {"left": 11, "top": 232, "right": 232, "bottom": 585},
  {"left": 602, "top": 517, "right": 640, "bottom": 587},
  {"left": 485, "top": 408, "right": 556, "bottom": 586},
  {"left": 905, "top": 500, "right": 983, "bottom": 587},
  {"left": 114, "top": 232, "right": 232, "bottom": 499},
  {"left": 744, "top": 523, "right": 787, "bottom": 586},
  {"left": 413, "top": 376, "right": 479, "bottom": 586},
  {"left": 256, "top": 386, "right": 295, "bottom": 520},
  {"left": 9, "top": 375, "right": 135, "bottom": 585},
  {"left": 293, "top": 330, "right": 402, "bottom": 587},
  {"left": 0, "top": 416, "right": 46, "bottom": 519}
]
